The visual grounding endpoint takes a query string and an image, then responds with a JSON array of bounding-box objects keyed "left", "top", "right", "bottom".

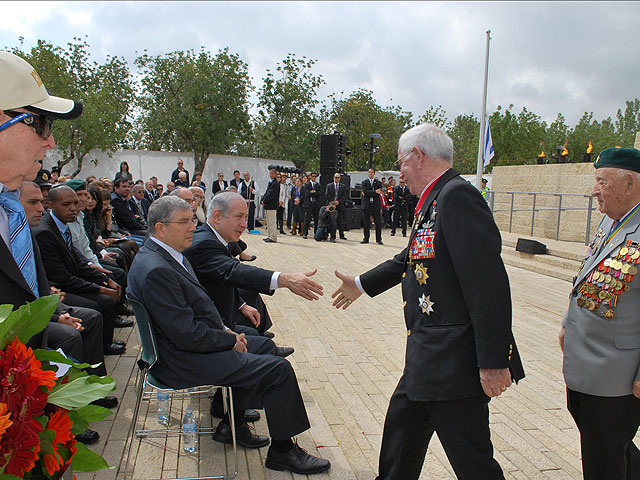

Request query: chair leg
[{"left": 122, "top": 368, "right": 147, "bottom": 480}]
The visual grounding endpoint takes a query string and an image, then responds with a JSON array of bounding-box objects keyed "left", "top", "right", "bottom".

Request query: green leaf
[
  {"left": 67, "top": 410, "right": 89, "bottom": 435},
  {"left": 34, "top": 348, "right": 99, "bottom": 370},
  {"left": 0, "top": 295, "right": 60, "bottom": 349},
  {"left": 71, "top": 441, "right": 111, "bottom": 472},
  {"left": 38, "top": 429, "right": 57, "bottom": 457},
  {"left": 74, "top": 404, "right": 113, "bottom": 422},
  {"left": 48, "top": 375, "right": 115, "bottom": 410},
  {"left": 0, "top": 304, "right": 12, "bottom": 321}
]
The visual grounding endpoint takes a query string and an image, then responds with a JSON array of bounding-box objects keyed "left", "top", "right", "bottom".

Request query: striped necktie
[
  {"left": 0, "top": 191, "right": 39, "bottom": 297},
  {"left": 62, "top": 227, "right": 73, "bottom": 250}
]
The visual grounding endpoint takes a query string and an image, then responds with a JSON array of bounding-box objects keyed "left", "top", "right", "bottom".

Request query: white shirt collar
[
  {"left": 206, "top": 221, "right": 228, "bottom": 247},
  {"left": 149, "top": 235, "right": 187, "bottom": 271}
]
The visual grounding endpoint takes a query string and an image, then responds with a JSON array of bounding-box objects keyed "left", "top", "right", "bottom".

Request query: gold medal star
[
  {"left": 414, "top": 263, "right": 429, "bottom": 285},
  {"left": 419, "top": 294, "right": 434, "bottom": 315}
]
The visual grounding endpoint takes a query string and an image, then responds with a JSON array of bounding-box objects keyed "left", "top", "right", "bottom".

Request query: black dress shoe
[
  {"left": 91, "top": 396, "right": 119, "bottom": 409},
  {"left": 263, "top": 238, "right": 277, "bottom": 243},
  {"left": 213, "top": 422, "right": 270, "bottom": 448},
  {"left": 104, "top": 342, "right": 126, "bottom": 355},
  {"left": 340, "top": 236, "right": 347, "bottom": 240},
  {"left": 265, "top": 443, "right": 331, "bottom": 474},
  {"left": 360, "top": 240, "right": 369, "bottom": 244},
  {"left": 377, "top": 241, "right": 384, "bottom": 245},
  {"left": 76, "top": 429, "right": 100, "bottom": 444},
  {"left": 115, "top": 317, "right": 134, "bottom": 328},
  {"left": 210, "top": 405, "right": 261, "bottom": 422},
  {"left": 263, "top": 331, "right": 275, "bottom": 339},
  {"left": 240, "top": 255, "right": 257, "bottom": 262},
  {"left": 279, "top": 230, "right": 286, "bottom": 235},
  {"left": 303, "top": 235, "right": 308, "bottom": 239},
  {"left": 275, "top": 346, "right": 294, "bottom": 358}
]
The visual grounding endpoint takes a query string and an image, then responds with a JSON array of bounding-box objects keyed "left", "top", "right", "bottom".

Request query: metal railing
[{"left": 488, "top": 191, "right": 596, "bottom": 245}]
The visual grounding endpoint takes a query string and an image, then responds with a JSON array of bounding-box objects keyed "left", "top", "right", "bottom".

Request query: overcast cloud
[{"left": 2, "top": 1, "right": 639, "bottom": 126}]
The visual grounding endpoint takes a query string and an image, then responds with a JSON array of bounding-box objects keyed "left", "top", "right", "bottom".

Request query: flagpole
[{"left": 475, "top": 30, "right": 491, "bottom": 189}]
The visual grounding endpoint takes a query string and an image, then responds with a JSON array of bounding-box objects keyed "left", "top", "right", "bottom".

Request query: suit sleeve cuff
[
  {"left": 355, "top": 275, "right": 365, "bottom": 294},
  {"left": 270, "top": 272, "right": 280, "bottom": 291}
]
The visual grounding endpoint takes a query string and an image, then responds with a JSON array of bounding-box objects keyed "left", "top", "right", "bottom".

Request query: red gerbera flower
[
  {"left": 0, "top": 338, "right": 56, "bottom": 413},
  {"left": 0, "top": 419, "right": 41, "bottom": 477},
  {"left": 42, "top": 408, "right": 75, "bottom": 475},
  {"left": 0, "top": 402, "right": 12, "bottom": 440}
]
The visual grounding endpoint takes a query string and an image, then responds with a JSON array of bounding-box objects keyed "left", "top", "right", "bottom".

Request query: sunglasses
[{"left": 0, "top": 110, "right": 54, "bottom": 138}]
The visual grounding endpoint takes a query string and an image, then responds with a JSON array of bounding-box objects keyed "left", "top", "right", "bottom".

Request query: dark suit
[
  {"left": 111, "top": 193, "right": 147, "bottom": 235},
  {"left": 261, "top": 179, "right": 280, "bottom": 210},
  {"left": 144, "top": 189, "right": 156, "bottom": 204},
  {"left": 33, "top": 212, "right": 117, "bottom": 348},
  {"left": 183, "top": 223, "right": 273, "bottom": 334},
  {"left": 127, "top": 239, "right": 310, "bottom": 439},
  {"left": 325, "top": 182, "right": 348, "bottom": 239},
  {"left": 212, "top": 180, "right": 228, "bottom": 194},
  {"left": 130, "top": 197, "right": 151, "bottom": 221},
  {"left": 170, "top": 168, "right": 190, "bottom": 186},
  {"left": 392, "top": 185, "right": 410, "bottom": 236},
  {"left": 361, "top": 177, "right": 383, "bottom": 243},
  {"left": 303, "top": 181, "right": 323, "bottom": 236},
  {"left": 359, "top": 169, "right": 524, "bottom": 479}
]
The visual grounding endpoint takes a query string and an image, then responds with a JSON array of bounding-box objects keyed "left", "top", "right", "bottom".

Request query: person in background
[
  {"left": 114, "top": 161, "right": 133, "bottom": 183},
  {"left": 170, "top": 159, "right": 190, "bottom": 186}
]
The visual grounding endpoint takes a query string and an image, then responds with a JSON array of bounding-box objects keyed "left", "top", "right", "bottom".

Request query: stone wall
[{"left": 490, "top": 163, "right": 602, "bottom": 243}]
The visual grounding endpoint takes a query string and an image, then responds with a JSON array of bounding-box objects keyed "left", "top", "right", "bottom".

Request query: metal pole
[
  {"left": 530, "top": 193, "right": 537, "bottom": 236},
  {"left": 556, "top": 194, "right": 563, "bottom": 241},
  {"left": 509, "top": 192, "right": 514, "bottom": 232},
  {"left": 585, "top": 196, "right": 593, "bottom": 245},
  {"left": 475, "top": 30, "right": 491, "bottom": 190}
]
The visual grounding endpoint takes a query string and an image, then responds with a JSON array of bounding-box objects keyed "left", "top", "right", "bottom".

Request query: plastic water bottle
[
  {"left": 157, "top": 391, "right": 169, "bottom": 426},
  {"left": 182, "top": 407, "right": 197, "bottom": 453}
]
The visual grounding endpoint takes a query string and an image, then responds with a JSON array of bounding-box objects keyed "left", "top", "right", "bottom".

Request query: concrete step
[
  {"left": 501, "top": 245, "right": 581, "bottom": 271},
  {"left": 501, "top": 245, "right": 576, "bottom": 283},
  {"left": 501, "top": 232, "right": 586, "bottom": 262}
]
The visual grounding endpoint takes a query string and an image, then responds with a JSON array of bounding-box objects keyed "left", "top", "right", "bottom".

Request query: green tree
[
  {"left": 328, "top": 89, "right": 412, "bottom": 171},
  {"left": 252, "top": 54, "right": 326, "bottom": 170},
  {"left": 419, "top": 105, "right": 451, "bottom": 131},
  {"left": 615, "top": 98, "right": 640, "bottom": 147},
  {"left": 15, "top": 37, "right": 134, "bottom": 177},
  {"left": 134, "top": 47, "right": 252, "bottom": 173},
  {"left": 449, "top": 113, "right": 480, "bottom": 173}
]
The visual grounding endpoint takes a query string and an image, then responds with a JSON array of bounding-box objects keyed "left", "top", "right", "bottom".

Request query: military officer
[
  {"left": 559, "top": 147, "right": 640, "bottom": 480},
  {"left": 331, "top": 123, "right": 524, "bottom": 480}
]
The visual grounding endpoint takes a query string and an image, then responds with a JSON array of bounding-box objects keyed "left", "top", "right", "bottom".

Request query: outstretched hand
[
  {"left": 331, "top": 270, "right": 362, "bottom": 309},
  {"left": 279, "top": 269, "right": 324, "bottom": 300}
]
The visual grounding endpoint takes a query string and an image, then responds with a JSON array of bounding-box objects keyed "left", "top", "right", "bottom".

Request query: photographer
[{"left": 314, "top": 201, "right": 338, "bottom": 242}]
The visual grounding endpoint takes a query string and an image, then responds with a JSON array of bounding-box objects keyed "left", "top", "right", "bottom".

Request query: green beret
[
  {"left": 594, "top": 147, "right": 640, "bottom": 173},
  {"left": 65, "top": 178, "right": 87, "bottom": 191}
]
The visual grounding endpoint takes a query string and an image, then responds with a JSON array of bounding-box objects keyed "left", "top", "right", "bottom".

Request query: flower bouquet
[{"left": 0, "top": 295, "right": 116, "bottom": 479}]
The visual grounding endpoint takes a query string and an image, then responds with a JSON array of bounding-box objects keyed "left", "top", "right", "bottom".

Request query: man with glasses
[
  {"left": 332, "top": 123, "right": 524, "bottom": 480},
  {"left": 325, "top": 172, "right": 348, "bottom": 241}
]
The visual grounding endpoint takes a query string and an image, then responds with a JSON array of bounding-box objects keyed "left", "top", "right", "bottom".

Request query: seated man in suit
[
  {"left": 33, "top": 185, "right": 125, "bottom": 357},
  {"left": 111, "top": 177, "right": 148, "bottom": 236},
  {"left": 130, "top": 183, "right": 151, "bottom": 221},
  {"left": 127, "top": 196, "right": 330, "bottom": 474}
]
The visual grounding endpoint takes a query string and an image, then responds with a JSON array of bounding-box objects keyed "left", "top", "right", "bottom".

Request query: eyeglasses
[
  {"left": 394, "top": 150, "right": 414, "bottom": 170},
  {"left": 0, "top": 110, "right": 54, "bottom": 138},
  {"left": 162, "top": 217, "right": 197, "bottom": 226}
]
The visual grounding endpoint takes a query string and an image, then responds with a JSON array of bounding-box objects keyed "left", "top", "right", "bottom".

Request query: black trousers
[
  {"left": 362, "top": 203, "right": 382, "bottom": 243},
  {"left": 392, "top": 204, "right": 407, "bottom": 235},
  {"left": 376, "top": 376, "right": 504, "bottom": 480},
  {"left": 304, "top": 204, "right": 320, "bottom": 235},
  {"left": 212, "top": 336, "right": 310, "bottom": 440},
  {"left": 277, "top": 205, "right": 285, "bottom": 231},
  {"left": 247, "top": 201, "right": 256, "bottom": 230},
  {"left": 567, "top": 388, "right": 640, "bottom": 480},
  {"left": 63, "top": 292, "right": 116, "bottom": 349},
  {"left": 286, "top": 200, "right": 293, "bottom": 228},
  {"left": 335, "top": 207, "right": 345, "bottom": 238}
]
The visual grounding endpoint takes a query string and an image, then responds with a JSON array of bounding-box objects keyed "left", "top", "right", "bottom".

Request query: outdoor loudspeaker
[{"left": 515, "top": 238, "right": 547, "bottom": 255}]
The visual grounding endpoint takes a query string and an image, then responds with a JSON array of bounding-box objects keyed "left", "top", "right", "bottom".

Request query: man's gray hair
[
  {"left": 398, "top": 123, "right": 454, "bottom": 165},
  {"left": 148, "top": 196, "right": 192, "bottom": 234},
  {"left": 208, "top": 191, "right": 242, "bottom": 217},
  {"left": 131, "top": 184, "right": 144, "bottom": 193}
]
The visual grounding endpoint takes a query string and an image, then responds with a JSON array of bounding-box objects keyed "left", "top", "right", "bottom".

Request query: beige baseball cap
[{"left": 0, "top": 51, "right": 83, "bottom": 119}]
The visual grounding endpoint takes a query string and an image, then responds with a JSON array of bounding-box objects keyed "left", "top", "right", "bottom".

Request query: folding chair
[{"left": 123, "top": 296, "right": 238, "bottom": 480}]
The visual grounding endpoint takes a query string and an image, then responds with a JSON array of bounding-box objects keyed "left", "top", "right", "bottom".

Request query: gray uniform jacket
[{"left": 562, "top": 211, "right": 640, "bottom": 396}]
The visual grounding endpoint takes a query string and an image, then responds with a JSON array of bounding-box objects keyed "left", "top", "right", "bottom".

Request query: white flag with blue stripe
[{"left": 483, "top": 119, "right": 494, "bottom": 169}]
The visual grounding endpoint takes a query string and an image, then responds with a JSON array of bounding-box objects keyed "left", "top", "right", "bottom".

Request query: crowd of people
[{"left": 3, "top": 50, "right": 640, "bottom": 480}]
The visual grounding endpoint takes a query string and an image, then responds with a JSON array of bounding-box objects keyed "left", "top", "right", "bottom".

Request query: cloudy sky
[{"left": 2, "top": 1, "right": 639, "bottom": 126}]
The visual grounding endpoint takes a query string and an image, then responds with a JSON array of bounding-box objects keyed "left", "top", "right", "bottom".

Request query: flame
[
  {"left": 587, "top": 141, "right": 593, "bottom": 154},
  {"left": 537, "top": 150, "right": 546, "bottom": 158}
]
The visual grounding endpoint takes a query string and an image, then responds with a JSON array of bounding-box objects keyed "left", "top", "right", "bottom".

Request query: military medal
[
  {"left": 418, "top": 294, "right": 434, "bottom": 315},
  {"left": 414, "top": 263, "right": 429, "bottom": 285}
]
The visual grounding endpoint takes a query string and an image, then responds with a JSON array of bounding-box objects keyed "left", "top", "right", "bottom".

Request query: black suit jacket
[
  {"left": 360, "top": 169, "right": 524, "bottom": 401},
  {"left": 144, "top": 189, "right": 156, "bottom": 204},
  {"left": 394, "top": 185, "right": 410, "bottom": 208},
  {"left": 303, "top": 181, "right": 323, "bottom": 208},
  {"left": 170, "top": 168, "right": 190, "bottom": 186},
  {"left": 183, "top": 224, "right": 273, "bottom": 329},
  {"left": 111, "top": 193, "right": 147, "bottom": 231},
  {"left": 129, "top": 197, "right": 151, "bottom": 221},
  {"left": 361, "top": 177, "right": 382, "bottom": 209},
  {"left": 212, "top": 180, "right": 228, "bottom": 194},
  {"left": 33, "top": 212, "right": 108, "bottom": 294},
  {"left": 325, "top": 182, "right": 347, "bottom": 209},
  {"left": 127, "top": 239, "right": 241, "bottom": 388},
  {"left": 261, "top": 179, "right": 280, "bottom": 210}
]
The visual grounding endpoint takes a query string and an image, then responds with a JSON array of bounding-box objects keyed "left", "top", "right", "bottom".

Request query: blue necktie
[
  {"left": 0, "top": 191, "right": 39, "bottom": 297},
  {"left": 63, "top": 227, "right": 73, "bottom": 250}
]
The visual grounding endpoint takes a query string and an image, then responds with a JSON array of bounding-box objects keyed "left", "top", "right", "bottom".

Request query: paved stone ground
[{"left": 75, "top": 226, "right": 637, "bottom": 480}]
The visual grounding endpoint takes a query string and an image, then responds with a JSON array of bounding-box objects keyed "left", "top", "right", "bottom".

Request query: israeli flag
[{"left": 483, "top": 119, "right": 494, "bottom": 169}]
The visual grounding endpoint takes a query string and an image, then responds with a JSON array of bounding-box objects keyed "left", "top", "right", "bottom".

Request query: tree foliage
[
  {"left": 14, "top": 37, "right": 134, "bottom": 177},
  {"left": 134, "top": 47, "right": 252, "bottom": 173}
]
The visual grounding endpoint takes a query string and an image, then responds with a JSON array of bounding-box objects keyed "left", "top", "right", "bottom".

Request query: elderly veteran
[{"left": 559, "top": 147, "right": 640, "bottom": 480}]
